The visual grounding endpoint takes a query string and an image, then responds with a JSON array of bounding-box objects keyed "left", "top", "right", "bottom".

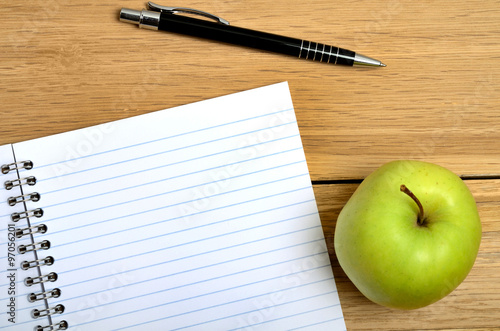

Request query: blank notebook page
[{"left": 0, "top": 82, "right": 345, "bottom": 330}]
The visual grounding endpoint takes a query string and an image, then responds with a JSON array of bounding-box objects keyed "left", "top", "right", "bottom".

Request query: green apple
[{"left": 334, "top": 160, "right": 481, "bottom": 309}]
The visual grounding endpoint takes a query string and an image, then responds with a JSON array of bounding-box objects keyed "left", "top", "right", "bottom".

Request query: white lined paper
[{"left": 1, "top": 82, "right": 345, "bottom": 330}]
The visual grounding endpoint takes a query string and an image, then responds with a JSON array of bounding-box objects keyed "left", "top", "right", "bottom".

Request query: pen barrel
[{"left": 158, "top": 13, "right": 355, "bottom": 66}]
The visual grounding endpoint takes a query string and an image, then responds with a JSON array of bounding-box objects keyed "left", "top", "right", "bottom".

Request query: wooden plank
[
  {"left": 1, "top": 0, "right": 499, "bottom": 180},
  {"left": 313, "top": 179, "right": 500, "bottom": 330}
]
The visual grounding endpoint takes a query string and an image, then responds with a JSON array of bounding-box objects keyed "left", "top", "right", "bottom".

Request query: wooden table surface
[{"left": 1, "top": 0, "right": 499, "bottom": 329}]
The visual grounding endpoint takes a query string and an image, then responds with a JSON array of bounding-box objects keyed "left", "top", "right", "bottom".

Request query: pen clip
[{"left": 147, "top": 2, "right": 230, "bottom": 25}]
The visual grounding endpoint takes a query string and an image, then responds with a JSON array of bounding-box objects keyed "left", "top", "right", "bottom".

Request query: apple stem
[{"left": 400, "top": 184, "right": 425, "bottom": 226}]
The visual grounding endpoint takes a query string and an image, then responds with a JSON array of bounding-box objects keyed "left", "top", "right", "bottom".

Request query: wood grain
[
  {"left": 1, "top": 0, "right": 499, "bottom": 180},
  {"left": 314, "top": 180, "right": 500, "bottom": 330},
  {"left": 1, "top": 0, "right": 499, "bottom": 329}
]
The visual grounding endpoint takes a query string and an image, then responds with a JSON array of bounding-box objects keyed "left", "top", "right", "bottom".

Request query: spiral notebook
[{"left": 0, "top": 82, "right": 345, "bottom": 330}]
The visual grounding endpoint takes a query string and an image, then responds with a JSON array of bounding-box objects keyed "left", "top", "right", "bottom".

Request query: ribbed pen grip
[{"left": 298, "top": 40, "right": 355, "bottom": 66}]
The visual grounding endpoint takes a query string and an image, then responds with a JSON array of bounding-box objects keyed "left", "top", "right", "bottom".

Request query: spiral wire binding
[
  {"left": 35, "top": 320, "right": 69, "bottom": 331},
  {"left": 1, "top": 160, "right": 33, "bottom": 174},
  {"left": 11, "top": 207, "right": 44, "bottom": 222},
  {"left": 18, "top": 240, "right": 51, "bottom": 254},
  {"left": 21, "top": 256, "right": 55, "bottom": 270},
  {"left": 28, "top": 288, "right": 61, "bottom": 303},
  {"left": 4, "top": 175, "right": 37, "bottom": 190},
  {"left": 8, "top": 192, "right": 40, "bottom": 206},
  {"left": 16, "top": 224, "right": 48, "bottom": 239},
  {"left": 2, "top": 160, "right": 68, "bottom": 329}
]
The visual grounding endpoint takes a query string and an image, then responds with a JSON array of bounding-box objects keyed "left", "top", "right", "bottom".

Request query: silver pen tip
[
  {"left": 353, "top": 53, "right": 386, "bottom": 67},
  {"left": 380, "top": 63, "right": 387, "bottom": 67}
]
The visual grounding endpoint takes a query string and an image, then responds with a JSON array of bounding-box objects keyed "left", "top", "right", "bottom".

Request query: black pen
[{"left": 120, "top": 2, "right": 386, "bottom": 67}]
